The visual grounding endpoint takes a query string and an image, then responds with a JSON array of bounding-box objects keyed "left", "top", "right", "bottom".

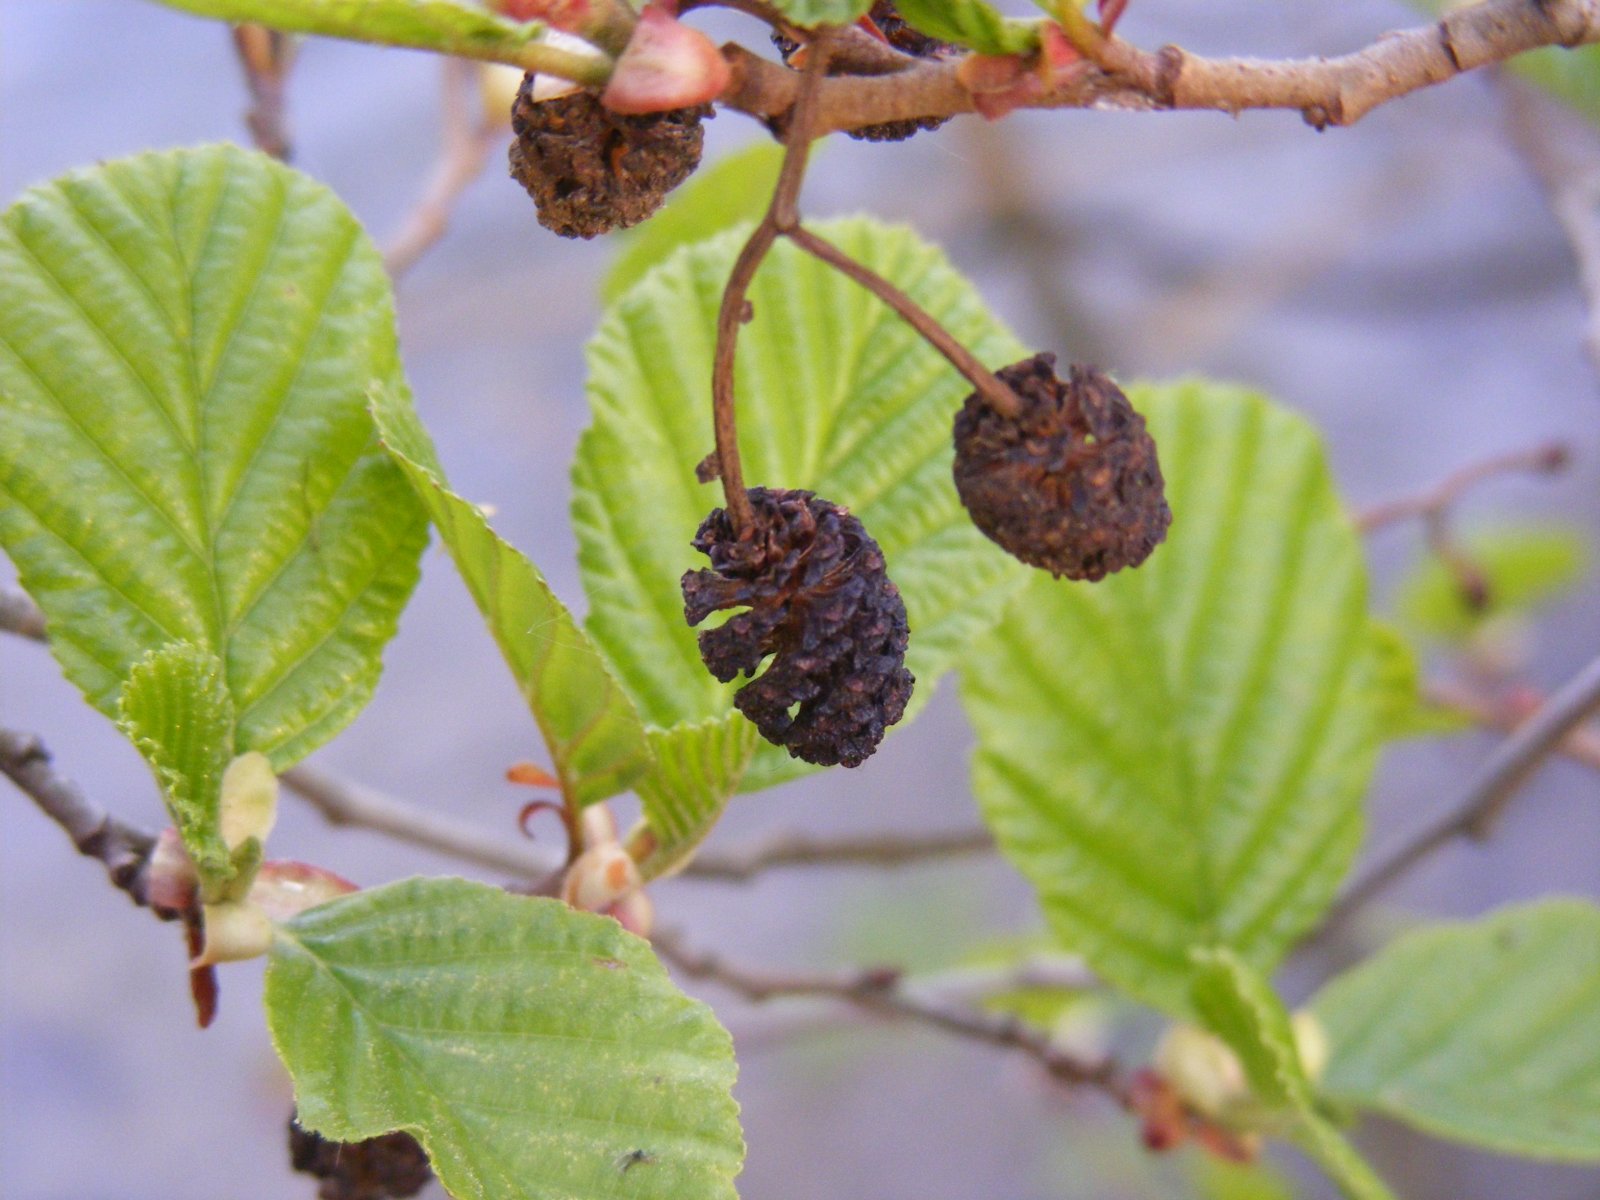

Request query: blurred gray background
[{"left": 2, "top": 1, "right": 1597, "bottom": 1197}]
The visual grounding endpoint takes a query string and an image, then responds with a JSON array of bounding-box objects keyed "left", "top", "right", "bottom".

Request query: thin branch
[
  {"left": 0, "top": 585, "right": 47, "bottom": 642},
  {"left": 384, "top": 58, "right": 508, "bottom": 279},
  {"left": 231, "top": 23, "right": 296, "bottom": 160},
  {"left": 652, "top": 929, "right": 1125, "bottom": 1100},
  {"left": 1354, "top": 440, "right": 1572, "bottom": 532},
  {"left": 707, "top": 29, "right": 836, "bottom": 533},
  {"left": 1324, "top": 651, "right": 1600, "bottom": 930},
  {"left": 1427, "top": 678, "right": 1600, "bottom": 772},
  {"left": 717, "top": 0, "right": 1600, "bottom": 137},
  {"left": 0, "top": 728, "right": 155, "bottom": 906},
  {"left": 280, "top": 764, "right": 563, "bottom": 880},
  {"left": 683, "top": 826, "right": 993, "bottom": 881},
  {"left": 785, "top": 225, "right": 1023, "bottom": 418}
]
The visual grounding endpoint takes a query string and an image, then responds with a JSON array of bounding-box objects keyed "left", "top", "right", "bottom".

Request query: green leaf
[
  {"left": 1189, "top": 949, "right": 1397, "bottom": 1200},
  {"left": 1313, "top": 899, "right": 1600, "bottom": 1162},
  {"left": 1395, "top": 524, "right": 1587, "bottom": 640},
  {"left": 894, "top": 0, "right": 1041, "bottom": 55},
  {"left": 961, "top": 383, "right": 1379, "bottom": 1016},
  {"left": 370, "top": 382, "right": 651, "bottom": 807},
  {"left": 1368, "top": 620, "right": 1471, "bottom": 739},
  {"left": 1512, "top": 45, "right": 1600, "bottom": 125},
  {"left": 766, "top": 0, "right": 874, "bottom": 30},
  {"left": 574, "top": 217, "right": 1029, "bottom": 791},
  {"left": 603, "top": 141, "right": 786, "bottom": 306},
  {"left": 144, "top": 0, "right": 610, "bottom": 84},
  {"left": 629, "top": 716, "right": 759, "bottom": 880},
  {"left": 0, "top": 145, "right": 428, "bottom": 768},
  {"left": 1193, "top": 1159, "right": 1297, "bottom": 1200},
  {"left": 117, "top": 642, "right": 235, "bottom": 884},
  {"left": 267, "top": 877, "right": 744, "bottom": 1200}
]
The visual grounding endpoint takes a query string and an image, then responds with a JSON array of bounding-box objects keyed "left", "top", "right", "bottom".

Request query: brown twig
[
  {"left": 280, "top": 763, "right": 563, "bottom": 880},
  {"left": 1, "top": 728, "right": 155, "bottom": 906},
  {"left": 652, "top": 929, "right": 1125, "bottom": 1100},
  {"left": 1354, "top": 440, "right": 1572, "bottom": 532},
  {"left": 1322, "top": 651, "right": 1600, "bottom": 932},
  {"left": 231, "top": 23, "right": 296, "bottom": 160},
  {"left": 716, "top": 0, "right": 1600, "bottom": 137},
  {"left": 1427, "top": 678, "right": 1600, "bottom": 772},
  {"left": 384, "top": 58, "right": 508, "bottom": 279},
  {"left": 708, "top": 29, "right": 838, "bottom": 533},
  {"left": 681, "top": 826, "right": 994, "bottom": 881},
  {"left": 784, "top": 225, "right": 1024, "bottom": 418},
  {"left": 0, "top": 585, "right": 47, "bottom": 642}
]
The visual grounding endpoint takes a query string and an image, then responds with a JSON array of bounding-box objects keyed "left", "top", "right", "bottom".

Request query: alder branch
[
  {"left": 1354, "top": 440, "right": 1571, "bottom": 532},
  {"left": 231, "top": 23, "right": 296, "bottom": 161},
  {"left": 682, "top": 826, "right": 994, "bottom": 881},
  {"left": 384, "top": 58, "right": 507, "bottom": 279},
  {"left": 0, "top": 728, "right": 155, "bottom": 906},
  {"left": 280, "top": 763, "right": 564, "bottom": 880},
  {"left": 1427, "top": 678, "right": 1600, "bottom": 772},
  {"left": 0, "top": 585, "right": 47, "bottom": 641},
  {"left": 716, "top": 0, "right": 1600, "bottom": 138},
  {"left": 652, "top": 929, "right": 1125, "bottom": 1101},
  {"left": 1323, "top": 650, "right": 1600, "bottom": 931}
]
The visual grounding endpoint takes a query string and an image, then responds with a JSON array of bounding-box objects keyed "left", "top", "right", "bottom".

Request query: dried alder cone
[
  {"left": 288, "top": 1113, "right": 432, "bottom": 1200},
  {"left": 683, "top": 488, "right": 914, "bottom": 767},
  {"left": 774, "top": 0, "right": 955, "bottom": 142},
  {"left": 508, "top": 76, "right": 708, "bottom": 238},
  {"left": 953, "top": 354, "right": 1171, "bottom": 580}
]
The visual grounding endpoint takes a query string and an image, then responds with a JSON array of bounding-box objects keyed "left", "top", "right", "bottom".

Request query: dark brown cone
[
  {"left": 508, "top": 81, "right": 708, "bottom": 239},
  {"left": 773, "top": 1, "right": 953, "bottom": 142},
  {"left": 953, "top": 354, "right": 1171, "bottom": 580},
  {"left": 682, "top": 488, "right": 914, "bottom": 767},
  {"left": 288, "top": 1113, "right": 432, "bottom": 1200}
]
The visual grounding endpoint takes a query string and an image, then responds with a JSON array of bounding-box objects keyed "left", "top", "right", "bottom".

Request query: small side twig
[
  {"left": 231, "top": 23, "right": 297, "bottom": 160},
  {"left": 281, "top": 763, "right": 562, "bottom": 881},
  {"left": 683, "top": 826, "right": 993, "bottom": 881},
  {"left": 652, "top": 929, "right": 1124, "bottom": 1100},
  {"left": 1, "top": 728, "right": 155, "bottom": 906},
  {"left": 384, "top": 58, "right": 508, "bottom": 279},
  {"left": 1323, "top": 651, "right": 1600, "bottom": 932},
  {"left": 0, "top": 585, "right": 47, "bottom": 642},
  {"left": 1427, "top": 678, "right": 1600, "bottom": 772},
  {"left": 1354, "top": 440, "right": 1571, "bottom": 532}
]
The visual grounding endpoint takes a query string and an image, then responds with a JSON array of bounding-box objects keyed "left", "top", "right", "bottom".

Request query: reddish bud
[
  {"left": 147, "top": 827, "right": 199, "bottom": 914},
  {"left": 602, "top": 5, "right": 730, "bottom": 115},
  {"left": 249, "top": 860, "right": 359, "bottom": 923},
  {"left": 507, "top": 761, "right": 561, "bottom": 788},
  {"left": 493, "top": 0, "right": 593, "bottom": 33}
]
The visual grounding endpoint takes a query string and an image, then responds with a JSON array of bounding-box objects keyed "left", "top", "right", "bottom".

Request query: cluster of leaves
[{"left": 5, "top": 1, "right": 1600, "bottom": 1194}]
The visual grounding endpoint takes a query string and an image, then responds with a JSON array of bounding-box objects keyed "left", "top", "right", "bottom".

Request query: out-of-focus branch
[
  {"left": 281, "top": 763, "right": 563, "bottom": 880},
  {"left": 1323, "top": 651, "right": 1600, "bottom": 931},
  {"left": 1427, "top": 678, "right": 1600, "bottom": 772},
  {"left": 652, "top": 929, "right": 1123, "bottom": 1100},
  {"left": 0, "top": 585, "right": 47, "bottom": 642},
  {"left": 231, "top": 23, "right": 297, "bottom": 160},
  {"left": 719, "top": 0, "right": 1600, "bottom": 137},
  {"left": 1504, "top": 79, "right": 1600, "bottom": 373},
  {"left": 0, "top": 728, "right": 155, "bottom": 906},
  {"left": 1355, "top": 440, "right": 1572, "bottom": 532},
  {"left": 684, "top": 827, "right": 994, "bottom": 881},
  {"left": 384, "top": 58, "right": 509, "bottom": 278}
]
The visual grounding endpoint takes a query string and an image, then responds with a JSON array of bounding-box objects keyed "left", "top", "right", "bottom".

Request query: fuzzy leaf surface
[
  {"left": 894, "top": 0, "right": 1040, "bottom": 54},
  {"left": 628, "top": 717, "right": 759, "bottom": 880},
  {"left": 266, "top": 877, "right": 744, "bottom": 1200},
  {"left": 371, "top": 383, "right": 651, "bottom": 806},
  {"left": 118, "top": 642, "right": 236, "bottom": 883},
  {"left": 1313, "top": 899, "right": 1600, "bottom": 1161},
  {"left": 575, "top": 218, "right": 1028, "bottom": 791},
  {"left": 961, "top": 384, "right": 1378, "bottom": 1016},
  {"left": 0, "top": 145, "right": 427, "bottom": 766}
]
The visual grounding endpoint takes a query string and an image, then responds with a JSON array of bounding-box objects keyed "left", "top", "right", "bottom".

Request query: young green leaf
[
  {"left": 266, "top": 877, "right": 744, "bottom": 1200},
  {"left": 628, "top": 716, "right": 758, "bottom": 880},
  {"left": 117, "top": 642, "right": 235, "bottom": 885},
  {"left": 1368, "top": 620, "right": 1471, "bottom": 739},
  {"left": 1395, "top": 523, "right": 1587, "bottom": 640},
  {"left": 1313, "top": 899, "right": 1600, "bottom": 1161},
  {"left": 603, "top": 140, "right": 786, "bottom": 305},
  {"left": 961, "top": 384, "right": 1379, "bottom": 1016},
  {"left": 370, "top": 382, "right": 651, "bottom": 807},
  {"left": 766, "top": 0, "right": 874, "bottom": 30},
  {"left": 894, "top": 0, "right": 1041, "bottom": 55},
  {"left": 0, "top": 145, "right": 428, "bottom": 767},
  {"left": 574, "top": 218, "right": 1030, "bottom": 790}
]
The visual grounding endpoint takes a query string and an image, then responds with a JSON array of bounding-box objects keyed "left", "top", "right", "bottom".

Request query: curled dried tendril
[{"left": 682, "top": 488, "right": 914, "bottom": 768}]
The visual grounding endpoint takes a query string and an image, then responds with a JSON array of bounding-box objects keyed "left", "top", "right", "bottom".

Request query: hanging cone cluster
[
  {"left": 953, "top": 353, "right": 1171, "bottom": 580},
  {"left": 508, "top": 78, "right": 708, "bottom": 239},
  {"left": 773, "top": 0, "right": 954, "bottom": 142},
  {"left": 288, "top": 1113, "right": 433, "bottom": 1200},
  {"left": 682, "top": 488, "right": 914, "bottom": 767}
]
